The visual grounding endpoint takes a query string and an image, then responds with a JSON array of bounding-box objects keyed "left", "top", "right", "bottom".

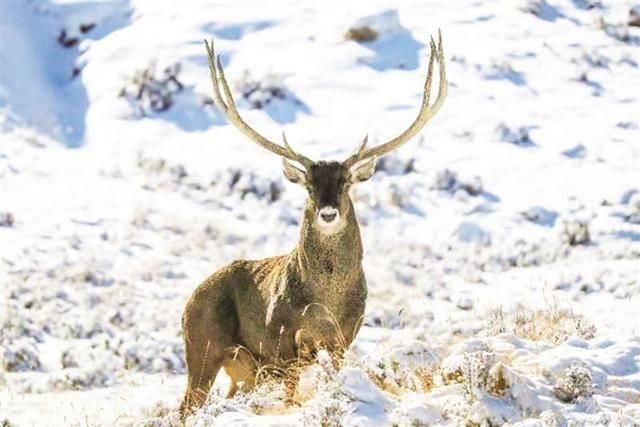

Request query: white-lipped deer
[{"left": 181, "top": 31, "right": 447, "bottom": 417}]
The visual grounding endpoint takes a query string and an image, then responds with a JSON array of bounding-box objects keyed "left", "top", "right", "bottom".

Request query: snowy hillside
[{"left": 1, "top": 0, "right": 639, "bottom": 425}]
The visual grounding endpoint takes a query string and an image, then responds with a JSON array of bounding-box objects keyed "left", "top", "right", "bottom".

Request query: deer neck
[{"left": 293, "top": 200, "right": 363, "bottom": 286}]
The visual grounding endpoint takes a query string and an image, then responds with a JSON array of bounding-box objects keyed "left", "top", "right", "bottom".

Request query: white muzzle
[{"left": 317, "top": 206, "right": 339, "bottom": 227}]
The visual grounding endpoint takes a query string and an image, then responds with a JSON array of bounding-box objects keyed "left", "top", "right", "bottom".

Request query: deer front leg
[{"left": 281, "top": 329, "right": 318, "bottom": 405}]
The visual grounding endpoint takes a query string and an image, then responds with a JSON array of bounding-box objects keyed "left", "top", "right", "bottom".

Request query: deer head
[
  {"left": 204, "top": 32, "right": 447, "bottom": 234},
  {"left": 281, "top": 156, "right": 376, "bottom": 234}
]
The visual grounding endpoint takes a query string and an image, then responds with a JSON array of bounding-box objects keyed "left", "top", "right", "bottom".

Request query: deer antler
[
  {"left": 343, "top": 30, "right": 448, "bottom": 169},
  {"left": 204, "top": 40, "right": 313, "bottom": 169}
]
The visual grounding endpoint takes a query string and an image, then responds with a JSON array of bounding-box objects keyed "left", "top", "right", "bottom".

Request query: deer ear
[
  {"left": 349, "top": 156, "right": 377, "bottom": 183},
  {"left": 282, "top": 158, "right": 306, "bottom": 185}
]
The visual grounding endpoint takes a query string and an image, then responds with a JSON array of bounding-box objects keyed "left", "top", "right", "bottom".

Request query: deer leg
[
  {"left": 282, "top": 329, "right": 317, "bottom": 405},
  {"left": 180, "top": 297, "right": 238, "bottom": 419},
  {"left": 180, "top": 341, "right": 223, "bottom": 419},
  {"left": 223, "top": 347, "right": 257, "bottom": 397}
]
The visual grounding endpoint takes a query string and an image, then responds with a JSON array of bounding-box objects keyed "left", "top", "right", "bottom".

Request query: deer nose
[
  {"left": 318, "top": 207, "right": 339, "bottom": 224},
  {"left": 321, "top": 212, "right": 337, "bottom": 222}
]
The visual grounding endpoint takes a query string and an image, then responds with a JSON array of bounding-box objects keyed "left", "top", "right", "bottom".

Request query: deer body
[
  {"left": 181, "top": 32, "right": 447, "bottom": 418},
  {"left": 181, "top": 165, "right": 368, "bottom": 413},
  {"left": 216, "top": 196, "right": 366, "bottom": 362}
]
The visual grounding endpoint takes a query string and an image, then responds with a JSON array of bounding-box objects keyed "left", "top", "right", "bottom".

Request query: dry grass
[
  {"left": 487, "top": 304, "right": 596, "bottom": 344},
  {"left": 365, "top": 357, "right": 438, "bottom": 398},
  {"left": 486, "top": 362, "right": 509, "bottom": 397},
  {"left": 414, "top": 366, "right": 435, "bottom": 393}
]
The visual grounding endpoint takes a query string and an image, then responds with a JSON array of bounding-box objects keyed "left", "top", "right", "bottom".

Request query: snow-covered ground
[{"left": 1, "top": 1, "right": 639, "bottom": 425}]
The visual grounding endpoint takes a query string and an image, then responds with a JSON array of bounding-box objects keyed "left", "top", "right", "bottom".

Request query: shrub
[
  {"left": 553, "top": 365, "right": 593, "bottom": 402},
  {"left": 430, "top": 169, "right": 483, "bottom": 197},
  {"left": 365, "top": 341, "right": 438, "bottom": 395},
  {"left": 57, "top": 29, "right": 78, "bottom": 48},
  {"left": 344, "top": 26, "right": 378, "bottom": 43},
  {"left": 119, "top": 62, "right": 184, "bottom": 117},
  {"left": 495, "top": 124, "right": 534, "bottom": 147},
  {"left": 560, "top": 220, "right": 590, "bottom": 246},
  {"left": 2, "top": 338, "right": 42, "bottom": 372},
  {"left": 375, "top": 155, "right": 415, "bottom": 175},
  {"left": 233, "top": 71, "right": 302, "bottom": 111},
  {"left": 442, "top": 348, "right": 497, "bottom": 402},
  {"left": 228, "top": 169, "right": 284, "bottom": 202},
  {"left": 48, "top": 368, "right": 113, "bottom": 391}
]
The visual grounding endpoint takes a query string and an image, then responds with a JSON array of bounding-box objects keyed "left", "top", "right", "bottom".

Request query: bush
[
  {"left": 441, "top": 348, "right": 506, "bottom": 403},
  {"left": 344, "top": 26, "right": 378, "bottom": 43},
  {"left": 560, "top": 220, "right": 590, "bottom": 246},
  {"left": 495, "top": 124, "right": 534, "bottom": 147},
  {"left": 233, "top": 70, "right": 302, "bottom": 111},
  {"left": 374, "top": 155, "right": 415, "bottom": 175},
  {"left": 430, "top": 169, "right": 483, "bottom": 197},
  {"left": 49, "top": 368, "right": 113, "bottom": 391},
  {"left": 2, "top": 338, "right": 42, "bottom": 372},
  {"left": 119, "top": 62, "right": 184, "bottom": 117},
  {"left": 553, "top": 365, "right": 593, "bottom": 402}
]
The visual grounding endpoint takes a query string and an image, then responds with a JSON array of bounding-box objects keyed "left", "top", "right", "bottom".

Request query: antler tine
[
  {"left": 204, "top": 39, "right": 313, "bottom": 168},
  {"left": 343, "top": 31, "right": 448, "bottom": 168},
  {"left": 282, "top": 131, "right": 313, "bottom": 169},
  {"left": 204, "top": 40, "right": 228, "bottom": 114},
  {"left": 355, "top": 134, "right": 369, "bottom": 157},
  {"left": 433, "top": 29, "right": 447, "bottom": 114},
  {"left": 214, "top": 54, "right": 237, "bottom": 111}
]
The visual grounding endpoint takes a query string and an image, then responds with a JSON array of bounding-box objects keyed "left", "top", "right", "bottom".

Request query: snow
[{"left": 1, "top": 0, "right": 639, "bottom": 426}]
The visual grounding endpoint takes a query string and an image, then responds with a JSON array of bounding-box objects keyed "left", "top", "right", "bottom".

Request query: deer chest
[{"left": 264, "top": 275, "right": 367, "bottom": 355}]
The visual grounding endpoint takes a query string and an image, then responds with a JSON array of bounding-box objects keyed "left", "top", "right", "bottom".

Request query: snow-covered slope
[{"left": 1, "top": 1, "right": 639, "bottom": 426}]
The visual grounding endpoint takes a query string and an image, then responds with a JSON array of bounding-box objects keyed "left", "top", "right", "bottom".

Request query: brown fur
[
  {"left": 180, "top": 161, "right": 371, "bottom": 417},
  {"left": 185, "top": 31, "right": 448, "bottom": 418}
]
